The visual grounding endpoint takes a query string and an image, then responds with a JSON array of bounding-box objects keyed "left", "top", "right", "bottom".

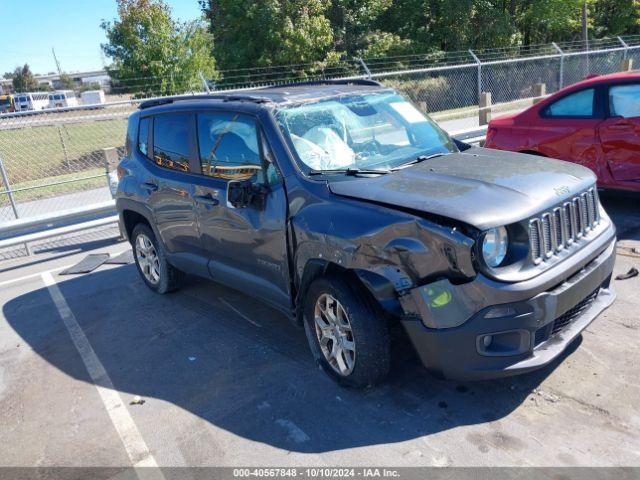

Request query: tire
[
  {"left": 131, "top": 223, "right": 183, "bottom": 294},
  {"left": 303, "top": 275, "right": 390, "bottom": 388}
]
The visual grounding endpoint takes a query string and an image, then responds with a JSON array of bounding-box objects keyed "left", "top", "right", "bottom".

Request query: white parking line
[
  {"left": 219, "top": 297, "right": 262, "bottom": 327},
  {"left": 0, "top": 248, "right": 132, "bottom": 288},
  {"left": 41, "top": 271, "right": 164, "bottom": 476}
]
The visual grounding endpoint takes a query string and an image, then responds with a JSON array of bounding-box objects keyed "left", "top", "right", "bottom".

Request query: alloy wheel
[
  {"left": 135, "top": 234, "right": 161, "bottom": 285},
  {"left": 314, "top": 293, "right": 356, "bottom": 376}
]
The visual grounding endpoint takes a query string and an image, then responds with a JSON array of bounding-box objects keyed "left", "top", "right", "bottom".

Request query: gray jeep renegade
[{"left": 116, "top": 79, "right": 616, "bottom": 387}]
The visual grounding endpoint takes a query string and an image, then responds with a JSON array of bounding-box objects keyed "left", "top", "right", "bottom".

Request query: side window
[
  {"left": 545, "top": 89, "right": 595, "bottom": 117},
  {"left": 197, "top": 112, "right": 262, "bottom": 182},
  {"left": 138, "top": 117, "right": 150, "bottom": 157},
  {"left": 609, "top": 84, "right": 640, "bottom": 118},
  {"left": 153, "top": 113, "right": 191, "bottom": 172}
]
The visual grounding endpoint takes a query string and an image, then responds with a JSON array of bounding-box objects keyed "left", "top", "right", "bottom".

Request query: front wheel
[
  {"left": 303, "top": 276, "right": 390, "bottom": 388},
  {"left": 132, "top": 223, "right": 183, "bottom": 294}
]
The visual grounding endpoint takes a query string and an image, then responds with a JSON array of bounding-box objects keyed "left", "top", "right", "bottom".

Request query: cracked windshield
[{"left": 276, "top": 92, "right": 457, "bottom": 172}]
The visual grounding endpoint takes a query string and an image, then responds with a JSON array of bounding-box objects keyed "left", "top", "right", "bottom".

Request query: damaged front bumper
[{"left": 399, "top": 225, "right": 617, "bottom": 380}]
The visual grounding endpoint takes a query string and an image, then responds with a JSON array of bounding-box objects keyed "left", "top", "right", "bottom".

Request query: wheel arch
[
  {"left": 294, "top": 259, "right": 403, "bottom": 325},
  {"left": 117, "top": 199, "right": 160, "bottom": 244}
]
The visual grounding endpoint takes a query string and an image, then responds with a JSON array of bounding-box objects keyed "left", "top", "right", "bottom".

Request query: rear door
[
  {"left": 191, "top": 110, "right": 291, "bottom": 310},
  {"left": 140, "top": 112, "right": 202, "bottom": 261},
  {"left": 598, "top": 82, "right": 640, "bottom": 182}
]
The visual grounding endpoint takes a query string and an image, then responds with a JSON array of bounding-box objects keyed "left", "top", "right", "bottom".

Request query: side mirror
[
  {"left": 227, "top": 180, "right": 253, "bottom": 208},
  {"left": 227, "top": 180, "right": 268, "bottom": 209}
]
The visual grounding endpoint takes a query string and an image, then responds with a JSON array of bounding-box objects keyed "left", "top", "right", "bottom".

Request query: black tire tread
[
  {"left": 131, "top": 223, "right": 183, "bottom": 294},
  {"left": 303, "top": 274, "right": 390, "bottom": 388}
]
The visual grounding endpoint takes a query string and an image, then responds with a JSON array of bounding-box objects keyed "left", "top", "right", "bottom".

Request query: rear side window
[
  {"left": 153, "top": 114, "right": 190, "bottom": 172},
  {"left": 196, "top": 112, "right": 262, "bottom": 181},
  {"left": 609, "top": 84, "right": 640, "bottom": 118},
  {"left": 138, "top": 117, "right": 150, "bottom": 157},
  {"left": 545, "top": 89, "right": 595, "bottom": 117}
]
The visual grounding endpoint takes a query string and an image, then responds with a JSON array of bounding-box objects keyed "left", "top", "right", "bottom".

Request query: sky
[{"left": 0, "top": 0, "right": 204, "bottom": 76}]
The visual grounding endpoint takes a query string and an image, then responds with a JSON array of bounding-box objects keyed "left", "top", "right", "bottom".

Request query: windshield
[
  {"left": 0, "top": 97, "right": 11, "bottom": 107},
  {"left": 276, "top": 91, "right": 457, "bottom": 173}
]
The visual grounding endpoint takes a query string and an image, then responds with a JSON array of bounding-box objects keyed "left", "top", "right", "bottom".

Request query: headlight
[{"left": 482, "top": 226, "right": 508, "bottom": 267}]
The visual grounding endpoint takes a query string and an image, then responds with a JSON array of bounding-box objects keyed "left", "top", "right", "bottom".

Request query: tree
[
  {"left": 58, "top": 74, "right": 76, "bottom": 90},
  {"left": 201, "top": 0, "right": 337, "bottom": 71},
  {"left": 101, "top": 0, "right": 216, "bottom": 97},
  {"left": 516, "top": 0, "right": 586, "bottom": 44},
  {"left": 592, "top": 0, "right": 640, "bottom": 37},
  {"left": 327, "top": 0, "right": 409, "bottom": 57},
  {"left": 12, "top": 64, "right": 38, "bottom": 92},
  {"left": 201, "top": 0, "right": 640, "bottom": 76}
]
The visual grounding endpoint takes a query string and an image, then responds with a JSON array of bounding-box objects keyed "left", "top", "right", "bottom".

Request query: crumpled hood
[{"left": 328, "top": 147, "right": 596, "bottom": 230}]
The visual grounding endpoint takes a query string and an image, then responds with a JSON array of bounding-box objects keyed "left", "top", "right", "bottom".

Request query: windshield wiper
[
  {"left": 394, "top": 152, "right": 451, "bottom": 169},
  {"left": 308, "top": 167, "right": 391, "bottom": 176}
]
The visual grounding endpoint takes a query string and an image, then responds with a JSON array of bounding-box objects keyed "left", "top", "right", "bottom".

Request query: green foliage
[
  {"left": 517, "top": 0, "right": 586, "bottom": 44},
  {"left": 101, "top": 0, "right": 216, "bottom": 96},
  {"left": 592, "top": 0, "right": 640, "bottom": 37},
  {"left": 58, "top": 74, "right": 76, "bottom": 90},
  {"left": 100, "top": 0, "right": 640, "bottom": 93},
  {"left": 12, "top": 64, "right": 39, "bottom": 93},
  {"left": 200, "top": 0, "right": 336, "bottom": 70}
]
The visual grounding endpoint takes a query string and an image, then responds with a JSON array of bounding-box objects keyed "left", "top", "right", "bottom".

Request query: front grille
[
  {"left": 534, "top": 287, "right": 601, "bottom": 346},
  {"left": 529, "top": 187, "right": 600, "bottom": 264}
]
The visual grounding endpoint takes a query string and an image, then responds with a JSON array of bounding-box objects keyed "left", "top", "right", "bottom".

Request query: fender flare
[
  {"left": 116, "top": 198, "right": 162, "bottom": 244},
  {"left": 294, "top": 258, "right": 405, "bottom": 324}
]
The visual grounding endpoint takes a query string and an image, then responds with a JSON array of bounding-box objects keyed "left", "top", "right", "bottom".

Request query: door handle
[
  {"left": 141, "top": 181, "right": 158, "bottom": 192},
  {"left": 194, "top": 194, "right": 219, "bottom": 206}
]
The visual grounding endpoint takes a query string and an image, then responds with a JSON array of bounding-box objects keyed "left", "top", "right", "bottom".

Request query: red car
[{"left": 485, "top": 71, "right": 640, "bottom": 192}]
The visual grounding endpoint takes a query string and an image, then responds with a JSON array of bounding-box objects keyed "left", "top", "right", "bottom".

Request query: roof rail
[
  {"left": 138, "top": 78, "right": 382, "bottom": 109},
  {"left": 271, "top": 78, "right": 383, "bottom": 88},
  {"left": 139, "top": 93, "right": 272, "bottom": 110}
]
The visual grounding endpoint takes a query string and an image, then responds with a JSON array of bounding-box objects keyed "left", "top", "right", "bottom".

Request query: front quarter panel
[{"left": 291, "top": 192, "right": 476, "bottom": 312}]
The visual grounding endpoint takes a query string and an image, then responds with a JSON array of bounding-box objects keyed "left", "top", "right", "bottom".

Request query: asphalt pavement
[{"left": 0, "top": 193, "right": 638, "bottom": 468}]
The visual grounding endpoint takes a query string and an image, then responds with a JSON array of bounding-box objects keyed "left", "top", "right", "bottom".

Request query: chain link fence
[
  {"left": 1, "top": 35, "right": 640, "bottom": 260},
  {"left": 0, "top": 102, "right": 137, "bottom": 224}
]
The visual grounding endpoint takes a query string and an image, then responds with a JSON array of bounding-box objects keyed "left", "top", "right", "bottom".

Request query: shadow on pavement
[
  {"left": 600, "top": 190, "right": 640, "bottom": 242},
  {"left": 4, "top": 262, "right": 581, "bottom": 454}
]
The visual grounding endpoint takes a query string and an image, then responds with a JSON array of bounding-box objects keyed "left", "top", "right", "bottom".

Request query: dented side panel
[{"left": 288, "top": 187, "right": 477, "bottom": 313}]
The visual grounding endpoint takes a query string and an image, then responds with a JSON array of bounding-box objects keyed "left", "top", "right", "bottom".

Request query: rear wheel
[
  {"left": 303, "top": 276, "right": 390, "bottom": 388},
  {"left": 132, "top": 223, "right": 183, "bottom": 294}
]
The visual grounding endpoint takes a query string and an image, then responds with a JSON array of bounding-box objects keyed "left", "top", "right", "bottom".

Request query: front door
[
  {"left": 598, "top": 83, "right": 640, "bottom": 183},
  {"left": 191, "top": 110, "right": 291, "bottom": 310}
]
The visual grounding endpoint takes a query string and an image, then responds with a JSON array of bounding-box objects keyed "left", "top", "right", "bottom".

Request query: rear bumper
[{"left": 400, "top": 229, "right": 617, "bottom": 380}]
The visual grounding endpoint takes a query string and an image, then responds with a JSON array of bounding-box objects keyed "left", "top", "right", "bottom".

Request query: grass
[
  {"left": 0, "top": 118, "right": 126, "bottom": 183},
  {"left": 1, "top": 169, "right": 107, "bottom": 204},
  {"left": 0, "top": 118, "right": 125, "bottom": 203}
]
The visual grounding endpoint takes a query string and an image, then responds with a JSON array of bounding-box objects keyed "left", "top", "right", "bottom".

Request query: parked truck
[{"left": 81, "top": 90, "right": 106, "bottom": 106}]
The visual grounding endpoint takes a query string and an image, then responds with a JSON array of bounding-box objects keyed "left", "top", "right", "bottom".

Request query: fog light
[{"left": 482, "top": 335, "right": 493, "bottom": 348}]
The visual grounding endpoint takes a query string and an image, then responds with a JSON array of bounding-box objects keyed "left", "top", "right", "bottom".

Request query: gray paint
[
  {"left": 328, "top": 147, "right": 597, "bottom": 230},
  {"left": 116, "top": 82, "right": 617, "bottom": 380}
]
